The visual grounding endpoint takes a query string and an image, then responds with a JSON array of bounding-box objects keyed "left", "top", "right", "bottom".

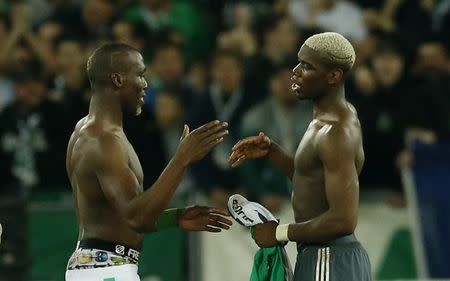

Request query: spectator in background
[
  {"left": 154, "top": 90, "right": 196, "bottom": 202},
  {"left": 217, "top": 2, "right": 258, "bottom": 58},
  {"left": 9, "top": 5, "right": 81, "bottom": 77},
  {"left": 146, "top": 42, "right": 196, "bottom": 110},
  {"left": 0, "top": 62, "right": 69, "bottom": 193},
  {"left": 113, "top": 20, "right": 144, "bottom": 50},
  {"left": 361, "top": 0, "right": 398, "bottom": 33},
  {"left": 112, "top": 19, "right": 155, "bottom": 60},
  {"left": 32, "top": 20, "right": 64, "bottom": 73},
  {"left": 238, "top": 63, "right": 312, "bottom": 213},
  {"left": 348, "top": 40, "right": 408, "bottom": 205},
  {"left": 0, "top": 62, "right": 66, "bottom": 281},
  {"left": 247, "top": 15, "right": 300, "bottom": 100},
  {"left": 414, "top": 40, "right": 450, "bottom": 75},
  {"left": 396, "top": 40, "right": 450, "bottom": 169},
  {"left": 289, "top": 0, "right": 368, "bottom": 43},
  {"left": 186, "top": 60, "right": 209, "bottom": 95},
  {"left": 361, "top": 0, "right": 436, "bottom": 61},
  {"left": 188, "top": 49, "right": 250, "bottom": 208},
  {"left": 39, "top": 0, "right": 115, "bottom": 56},
  {"left": 0, "top": 3, "right": 66, "bottom": 77},
  {"left": 394, "top": 0, "right": 435, "bottom": 60},
  {"left": 0, "top": 3, "right": 31, "bottom": 74},
  {"left": 50, "top": 35, "right": 90, "bottom": 129},
  {"left": 149, "top": 43, "right": 185, "bottom": 91},
  {"left": 121, "top": 0, "right": 213, "bottom": 62},
  {"left": 154, "top": 90, "right": 185, "bottom": 154},
  {"left": 77, "top": 0, "right": 115, "bottom": 40},
  {"left": 123, "top": 108, "right": 166, "bottom": 189}
]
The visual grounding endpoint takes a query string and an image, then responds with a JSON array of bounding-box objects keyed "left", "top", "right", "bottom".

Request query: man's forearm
[
  {"left": 153, "top": 208, "right": 183, "bottom": 231},
  {"left": 267, "top": 141, "right": 294, "bottom": 179},
  {"left": 127, "top": 154, "right": 188, "bottom": 233},
  {"left": 285, "top": 211, "right": 356, "bottom": 243}
]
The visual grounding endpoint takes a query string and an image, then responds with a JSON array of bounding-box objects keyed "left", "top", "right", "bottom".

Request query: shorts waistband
[
  {"left": 78, "top": 239, "right": 140, "bottom": 263},
  {"left": 297, "top": 233, "right": 358, "bottom": 249}
]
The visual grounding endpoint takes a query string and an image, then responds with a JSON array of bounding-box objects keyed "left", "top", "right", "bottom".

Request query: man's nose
[{"left": 292, "top": 65, "right": 301, "bottom": 77}]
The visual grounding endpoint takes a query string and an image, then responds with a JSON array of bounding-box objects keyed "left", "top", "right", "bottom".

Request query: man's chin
[
  {"left": 135, "top": 107, "right": 142, "bottom": 116},
  {"left": 295, "top": 92, "right": 309, "bottom": 100}
]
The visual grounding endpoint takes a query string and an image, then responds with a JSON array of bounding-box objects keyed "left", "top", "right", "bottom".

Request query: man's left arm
[{"left": 253, "top": 126, "right": 359, "bottom": 246}]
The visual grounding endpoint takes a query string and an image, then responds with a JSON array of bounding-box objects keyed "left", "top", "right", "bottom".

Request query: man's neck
[
  {"left": 88, "top": 89, "right": 123, "bottom": 127},
  {"left": 313, "top": 85, "right": 348, "bottom": 121}
]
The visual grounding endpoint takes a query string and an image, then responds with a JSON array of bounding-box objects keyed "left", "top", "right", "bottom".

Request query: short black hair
[{"left": 86, "top": 42, "right": 140, "bottom": 87}]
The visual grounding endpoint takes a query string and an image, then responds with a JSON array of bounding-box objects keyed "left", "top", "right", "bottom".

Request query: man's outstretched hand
[
  {"left": 229, "top": 132, "right": 271, "bottom": 167},
  {"left": 178, "top": 206, "right": 233, "bottom": 233},
  {"left": 176, "top": 120, "right": 229, "bottom": 166}
]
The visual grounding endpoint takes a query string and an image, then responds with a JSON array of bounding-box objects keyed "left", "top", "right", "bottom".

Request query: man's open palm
[{"left": 229, "top": 132, "right": 271, "bottom": 167}]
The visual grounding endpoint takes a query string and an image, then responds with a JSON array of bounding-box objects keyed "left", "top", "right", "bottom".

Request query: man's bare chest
[
  {"left": 294, "top": 126, "right": 322, "bottom": 173},
  {"left": 126, "top": 142, "right": 144, "bottom": 187}
]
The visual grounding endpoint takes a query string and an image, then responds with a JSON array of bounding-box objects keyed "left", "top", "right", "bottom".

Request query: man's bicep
[
  {"left": 95, "top": 137, "right": 140, "bottom": 216},
  {"left": 323, "top": 160, "right": 359, "bottom": 211},
  {"left": 319, "top": 129, "right": 359, "bottom": 219}
]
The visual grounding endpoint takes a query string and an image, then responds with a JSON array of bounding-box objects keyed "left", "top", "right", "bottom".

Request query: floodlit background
[{"left": 0, "top": 0, "right": 449, "bottom": 280}]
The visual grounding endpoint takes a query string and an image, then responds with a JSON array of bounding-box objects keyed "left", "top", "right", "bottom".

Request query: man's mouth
[
  {"left": 139, "top": 94, "right": 146, "bottom": 104},
  {"left": 291, "top": 83, "right": 301, "bottom": 92}
]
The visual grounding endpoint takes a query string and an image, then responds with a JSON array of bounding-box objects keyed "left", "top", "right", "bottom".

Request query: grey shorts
[{"left": 294, "top": 234, "right": 372, "bottom": 281}]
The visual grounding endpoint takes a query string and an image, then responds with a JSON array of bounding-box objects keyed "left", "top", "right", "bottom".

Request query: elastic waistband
[
  {"left": 297, "top": 234, "right": 358, "bottom": 249},
  {"left": 78, "top": 239, "right": 140, "bottom": 263}
]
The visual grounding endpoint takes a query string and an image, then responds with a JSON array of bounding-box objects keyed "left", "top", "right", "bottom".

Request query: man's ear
[
  {"left": 111, "top": 73, "right": 123, "bottom": 88},
  {"left": 327, "top": 68, "right": 344, "bottom": 85}
]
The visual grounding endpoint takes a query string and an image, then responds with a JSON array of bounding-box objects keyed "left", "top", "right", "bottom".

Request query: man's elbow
[
  {"left": 127, "top": 218, "right": 146, "bottom": 233},
  {"left": 126, "top": 212, "right": 154, "bottom": 233},
  {"left": 328, "top": 211, "right": 357, "bottom": 236},
  {"left": 338, "top": 216, "right": 357, "bottom": 235}
]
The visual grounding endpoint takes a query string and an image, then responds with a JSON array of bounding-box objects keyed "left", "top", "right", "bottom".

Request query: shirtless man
[
  {"left": 65, "top": 43, "right": 232, "bottom": 281},
  {"left": 230, "top": 32, "right": 371, "bottom": 281}
]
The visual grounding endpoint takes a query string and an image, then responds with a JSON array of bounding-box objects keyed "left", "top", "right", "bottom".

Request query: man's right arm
[
  {"left": 95, "top": 133, "right": 188, "bottom": 233},
  {"left": 96, "top": 121, "right": 228, "bottom": 233},
  {"left": 230, "top": 133, "right": 295, "bottom": 180},
  {"left": 267, "top": 140, "right": 295, "bottom": 180}
]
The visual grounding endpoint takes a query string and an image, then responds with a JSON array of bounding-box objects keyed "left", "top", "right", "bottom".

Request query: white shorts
[{"left": 65, "top": 264, "right": 140, "bottom": 281}]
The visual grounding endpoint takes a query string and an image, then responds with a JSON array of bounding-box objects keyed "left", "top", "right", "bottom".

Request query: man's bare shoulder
[
  {"left": 74, "top": 117, "right": 88, "bottom": 132},
  {"left": 317, "top": 116, "right": 361, "bottom": 157},
  {"left": 96, "top": 128, "right": 127, "bottom": 157},
  {"left": 72, "top": 118, "right": 126, "bottom": 165}
]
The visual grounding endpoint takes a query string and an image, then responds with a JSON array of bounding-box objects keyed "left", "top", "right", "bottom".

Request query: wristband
[
  {"left": 155, "top": 208, "right": 180, "bottom": 231},
  {"left": 275, "top": 224, "right": 290, "bottom": 242}
]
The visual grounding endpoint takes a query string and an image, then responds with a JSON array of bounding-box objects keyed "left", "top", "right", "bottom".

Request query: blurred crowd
[{"left": 0, "top": 0, "right": 449, "bottom": 279}]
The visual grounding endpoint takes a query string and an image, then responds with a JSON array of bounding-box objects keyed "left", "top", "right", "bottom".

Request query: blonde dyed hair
[{"left": 304, "top": 32, "right": 356, "bottom": 71}]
